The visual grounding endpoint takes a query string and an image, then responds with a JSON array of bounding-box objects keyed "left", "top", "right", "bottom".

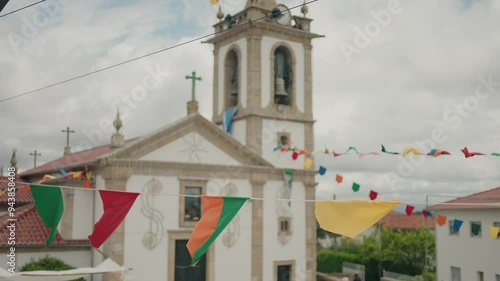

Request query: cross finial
[
  {"left": 10, "top": 149, "right": 17, "bottom": 169},
  {"left": 185, "top": 71, "right": 202, "bottom": 101},
  {"left": 30, "top": 150, "right": 42, "bottom": 168},
  {"left": 61, "top": 127, "right": 75, "bottom": 155}
]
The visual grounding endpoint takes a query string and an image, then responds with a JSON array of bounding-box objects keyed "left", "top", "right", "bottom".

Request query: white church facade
[{"left": 13, "top": 1, "right": 321, "bottom": 280}]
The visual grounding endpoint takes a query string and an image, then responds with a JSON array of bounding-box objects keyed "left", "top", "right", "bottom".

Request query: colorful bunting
[
  {"left": 405, "top": 205, "right": 415, "bottom": 216},
  {"left": 427, "top": 149, "right": 450, "bottom": 157},
  {"left": 315, "top": 199, "right": 401, "bottom": 238},
  {"left": 332, "top": 150, "right": 346, "bottom": 157},
  {"left": 210, "top": 0, "right": 218, "bottom": 5},
  {"left": 19, "top": 185, "right": 31, "bottom": 195},
  {"left": 292, "top": 151, "right": 299, "bottom": 160},
  {"left": 422, "top": 210, "right": 431, "bottom": 217},
  {"left": 283, "top": 169, "right": 294, "bottom": 189},
  {"left": 318, "top": 166, "right": 326, "bottom": 175},
  {"left": 436, "top": 214, "right": 447, "bottom": 226},
  {"left": 187, "top": 196, "right": 248, "bottom": 265},
  {"left": 304, "top": 157, "right": 313, "bottom": 169},
  {"left": 471, "top": 222, "right": 481, "bottom": 236},
  {"left": 88, "top": 190, "right": 140, "bottom": 248},
  {"left": 461, "top": 147, "right": 484, "bottom": 158},
  {"left": 335, "top": 174, "right": 343, "bottom": 184},
  {"left": 30, "top": 184, "right": 64, "bottom": 246},
  {"left": 347, "top": 146, "right": 360, "bottom": 154},
  {"left": 352, "top": 182, "right": 360, "bottom": 192},
  {"left": 453, "top": 219, "right": 464, "bottom": 232},
  {"left": 369, "top": 190, "right": 378, "bottom": 200},
  {"left": 490, "top": 226, "right": 500, "bottom": 239},
  {"left": 402, "top": 146, "right": 424, "bottom": 157},
  {"left": 492, "top": 153, "right": 500, "bottom": 156}
]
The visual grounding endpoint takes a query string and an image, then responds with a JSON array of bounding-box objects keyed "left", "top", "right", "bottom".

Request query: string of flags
[
  {"left": 2, "top": 178, "right": 499, "bottom": 265},
  {"left": 316, "top": 168, "right": 500, "bottom": 240},
  {"left": 274, "top": 144, "right": 500, "bottom": 165}
]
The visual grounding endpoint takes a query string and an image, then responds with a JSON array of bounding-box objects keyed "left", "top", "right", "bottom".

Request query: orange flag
[
  {"left": 335, "top": 174, "right": 343, "bottom": 184},
  {"left": 436, "top": 214, "right": 447, "bottom": 226},
  {"left": 19, "top": 185, "right": 31, "bottom": 195}
]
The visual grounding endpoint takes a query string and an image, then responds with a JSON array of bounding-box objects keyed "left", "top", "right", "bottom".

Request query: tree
[{"left": 20, "top": 256, "right": 85, "bottom": 281}]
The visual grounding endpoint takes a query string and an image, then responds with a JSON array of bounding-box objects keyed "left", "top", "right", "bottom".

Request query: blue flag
[
  {"left": 453, "top": 219, "right": 463, "bottom": 232},
  {"left": 318, "top": 166, "right": 326, "bottom": 175},
  {"left": 223, "top": 108, "right": 237, "bottom": 133}
]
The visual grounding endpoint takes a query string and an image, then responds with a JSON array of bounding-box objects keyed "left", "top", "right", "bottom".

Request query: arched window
[
  {"left": 224, "top": 49, "right": 239, "bottom": 108},
  {"left": 273, "top": 46, "right": 293, "bottom": 106}
]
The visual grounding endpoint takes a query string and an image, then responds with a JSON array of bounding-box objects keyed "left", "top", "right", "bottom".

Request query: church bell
[{"left": 274, "top": 77, "right": 288, "bottom": 97}]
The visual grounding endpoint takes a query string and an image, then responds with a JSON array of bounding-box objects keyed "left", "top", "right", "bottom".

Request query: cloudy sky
[{"left": 1, "top": 0, "right": 499, "bottom": 208}]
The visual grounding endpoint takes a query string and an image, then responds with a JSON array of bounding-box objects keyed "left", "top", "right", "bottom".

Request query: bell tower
[{"left": 206, "top": 0, "right": 322, "bottom": 169}]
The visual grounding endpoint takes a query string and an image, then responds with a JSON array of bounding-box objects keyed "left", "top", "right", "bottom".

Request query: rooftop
[
  {"left": 0, "top": 177, "right": 33, "bottom": 205},
  {"left": 428, "top": 187, "right": 500, "bottom": 210},
  {"left": 0, "top": 203, "right": 90, "bottom": 247},
  {"left": 378, "top": 211, "right": 435, "bottom": 230}
]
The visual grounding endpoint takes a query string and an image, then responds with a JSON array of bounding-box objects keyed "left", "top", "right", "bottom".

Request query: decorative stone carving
[
  {"left": 180, "top": 132, "right": 208, "bottom": 163},
  {"left": 276, "top": 184, "right": 293, "bottom": 244},
  {"left": 141, "top": 178, "right": 164, "bottom": 249}
]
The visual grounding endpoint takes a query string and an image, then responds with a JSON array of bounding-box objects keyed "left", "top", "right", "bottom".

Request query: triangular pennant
[
  {"left": 315, "top": 199, "right": 401, "bottom": 238},
  {"left": 88, "top": 190, "right": 140, "bottom": 248},
  {"left": 436, "top": 214, "right": 447, "bottom": 226},
  {"left": 369, "top": 190, "right": 378, "bottom": 200},
  {"left": 422, "top": 210, "right": 429, "bottom": 217},
  {"left": 405, "top": 205, "right": 415, "bottom": 216},
  {"left": 304, "top": 157, "right": 313, "bottom": 169},
  {"left": 352, "top": 182, "right": 360, "bottom": 192},
  {"left": 471, "top": 222, "right": 481, "bottom": 236},
  {"left": 490, "top": 226, "right": 500, "bottom": 239},
  {"left": 335, "top": 174, "right": 343, "bottom": 184},
  {"left": 318, "top": 166, "right": 326, "bottom": 176},
  {"left": 453, "top": 219, "right": 464, "bottom": 232},
  {"left": 30, "top": 184, "right": 64, "bottom": 246},
  {"left": 187, "top": 196, "right": 248, "bottom": 265}
]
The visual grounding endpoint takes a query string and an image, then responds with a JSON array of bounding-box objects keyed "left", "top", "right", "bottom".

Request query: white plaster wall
[
  {"left": 123, "top": 175, "right": 253, "bottom": 281},
  {"left": 263, "top": 180, "right": 306, "bottom": 281},
  {"left": 435, "top": 209, "right": 500, "bottom": 281},
  {"left": 261, "top": 36, "right": 305, "bottom": 112},
  {"left": 72, "top": 187, "right": 94, "bottom": 239},
  {"left": 231, "top": 119, "right": 246, "bottom": 145},
  {"left": 139, "top": 132, "right": 242, "bottom": 165},
  {"left": 218, "top": 38, "right": 248, "bottom": 115},
  {"left": 262, "top": 119, "right": 305, "bottom": 169},
  {"left": 0, "top": 250, "right": 92, "bottom": 279}
]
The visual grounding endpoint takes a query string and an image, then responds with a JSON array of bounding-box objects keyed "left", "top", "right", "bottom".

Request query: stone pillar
[
  {"left": 101, "top": 166, "right": 132, "bottom": 281},
  {"left": 304, "top": 175, "right": 317, "bottom": 281},
  {"left": 187, "top": 100, "right": 199, "bottom": 115},
  {"left": 250, "top": 173, "right": 267, "bottom": 281}
]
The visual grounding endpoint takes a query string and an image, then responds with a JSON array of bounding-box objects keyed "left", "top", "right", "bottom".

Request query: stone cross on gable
[
  {"left": 30, "top": 150, "right": 41, "bottom": 168},
  {"left": 62, "top": 127, "right": 75, "bottom": 155},
  {"left": 185, "top": 71, "right": 202, "bottom": 101}
]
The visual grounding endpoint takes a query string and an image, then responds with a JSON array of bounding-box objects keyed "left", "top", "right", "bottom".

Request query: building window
[
  {"left": 273, "top": 46, "right": 293, "bottom": 106},
  {"left": 278, "top": 217, "right": 291, "bottom": 235},
  {"left": 274, "top": 260, "right": 295, "bottom": 281},
  {"left": 477, "top": 271, "right": 484, "bottom": 281},
  {"left": 451, "top": 266, "right": 461, "bottom": 281},
  {"left": 449, "top": 220, "right": 459, "bottom": 236},
  {"left": 277, "top": 132, "right": 290, "bottom": 147},
  {"left": 179, "top": 179, "right": 207, "bottom": 227},
  {"left": 470, "top": 221, "right": 482, "bottom": 238},
  {"left": 224, "top": 49, "right": 239, "bottom": 109}
]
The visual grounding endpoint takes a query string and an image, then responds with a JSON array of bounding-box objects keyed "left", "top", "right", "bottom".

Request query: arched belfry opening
[
  {"left": 224, "top": 49, "right": 239, "bottom": 109},
  {"left": 273, "top": 46, "right": 293, "bottom": 106}
]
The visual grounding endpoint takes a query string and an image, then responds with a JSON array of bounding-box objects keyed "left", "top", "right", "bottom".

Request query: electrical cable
[{"left": 0, "top": 0, "right": 46, "bottom": 18}]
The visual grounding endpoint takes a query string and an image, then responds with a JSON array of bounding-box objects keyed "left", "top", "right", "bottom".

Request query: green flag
[
  {"left": 352, "top": 182, "right": 360, "bottom": 192},
  {"left": 30, "top": 184, "right": 64, "bottom": 246},
  {"left": 471, "top": 222, "right": 481, "bottom": 236}
]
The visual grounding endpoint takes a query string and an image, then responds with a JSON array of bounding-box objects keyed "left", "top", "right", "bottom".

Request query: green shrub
[
  {"left": 317, "top": 250, "right": 361, "bottom": 273},
  {"left": 20, "top": 256, "right": 85, "bottom": 281}
]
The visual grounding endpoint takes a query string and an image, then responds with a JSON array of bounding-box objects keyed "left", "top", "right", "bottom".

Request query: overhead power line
[
  {"left": 0, "top": 0, "right": 46, "bottom": 18},
  {"left": 0, "top": 0, "right": 318, "bottom": 104}
]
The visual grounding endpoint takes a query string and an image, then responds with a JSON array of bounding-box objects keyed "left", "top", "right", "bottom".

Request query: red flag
[
  {"left": 292, "top": 151, "right": 299, "bottom": 160},
  {"left": 369, "top": 190, "right": 378, "bottom": 200},
  {"left": 88, "top": 190, "right": 140, "bottom": 248},
  {"left": 335, "top": 174, "right": 343, "bottom": 184},
  {"left": 405, "top": 205, "right": 415, "bottom": 216},
  {"left": 19, "top": 185, "right": 31, "bottom": 195}
]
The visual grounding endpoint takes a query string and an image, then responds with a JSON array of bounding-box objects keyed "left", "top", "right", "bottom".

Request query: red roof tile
[
  {"left": 378, "top": 211, "right": 435, "bottom": 230},
  {"left": 429, "top": 187, "right": 500, "bottom": 210},
  {"left": 19, "top": 139, "right": 136, "bottom": 177},
  {"left": 0, "top": 177, "right": 33, "bottom": 205},
  {"left": 0, "top": 203, "right": 90, "bottom": 247}
]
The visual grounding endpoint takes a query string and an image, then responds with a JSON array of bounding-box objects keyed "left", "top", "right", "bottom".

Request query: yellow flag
[
  {"left": 490, "top": 226, "right": 499, "bottom": 239},
  {"left": 402, "top": 146, "right": 424, "bottom": 157},
  {"left": 304, "top": 158, "right": 313, "bottom": 169},
  {"left": 211, "top": 0, "right": 218, "bottom": 5},
  {"left": 315, "top": 199, "right": 401, "bottom": 238}
]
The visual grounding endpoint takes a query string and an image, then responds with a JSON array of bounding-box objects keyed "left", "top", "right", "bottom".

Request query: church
[{"left": 13, "top": 0, "right": 322, "bottom": 280}]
